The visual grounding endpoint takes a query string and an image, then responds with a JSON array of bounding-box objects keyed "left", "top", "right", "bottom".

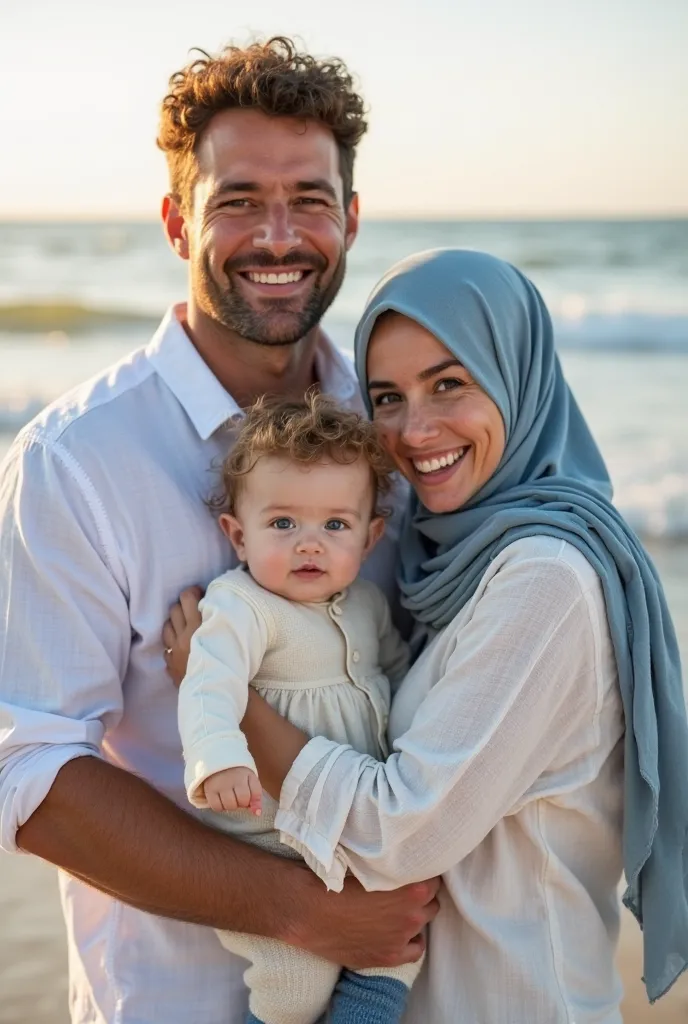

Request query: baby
[{"left": 178, "top": 393, "right": 421, "bottom": 1024}]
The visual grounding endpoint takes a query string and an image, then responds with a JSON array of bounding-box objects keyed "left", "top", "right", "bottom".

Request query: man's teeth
[
  {"left": 413, "top": 449, "right": 467, "bottom": 474},
  {"left": 247, "top": 271, "right": 304, "bottom": 285}
]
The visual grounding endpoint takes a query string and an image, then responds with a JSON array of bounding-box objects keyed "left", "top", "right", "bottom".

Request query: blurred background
[{"left": 1, "top": 0, "right": 687, "bottom": 1020}]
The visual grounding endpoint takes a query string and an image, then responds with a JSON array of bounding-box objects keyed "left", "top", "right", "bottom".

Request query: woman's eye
[
  {"left": 325, "top": 519, "right": 348, "bottom": 531},
  {"left": 371, "top": 392, "right": 401, "bottom": 407},
  {"left": 270, "top": 518, "right": 294, "bottom": 530},
  {"left": 435, "top": 378, "right": 462, "bottom": 393}
]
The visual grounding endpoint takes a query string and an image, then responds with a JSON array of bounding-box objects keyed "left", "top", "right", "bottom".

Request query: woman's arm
[
  {"left": 264, "top": 553, "right": 604, "bottom": 892},
  {"left": 242, "top": 690, "right": 310, "bottom": 796}
]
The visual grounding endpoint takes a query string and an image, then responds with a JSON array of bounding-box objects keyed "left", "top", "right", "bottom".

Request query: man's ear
[
  {"left": 161, "top": 194, "right": 190, "bottom": 260},
  {"left": 345, "top": 192, "right": 359, "bottom": 251},
  {"left": 363, "top": 515, "right": 386, "bottom": 558},
  {"left": 219, "top": 513, "right": 246, "bottom": 561}
]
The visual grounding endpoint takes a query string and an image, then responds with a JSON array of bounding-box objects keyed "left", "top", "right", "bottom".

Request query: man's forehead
[{"left": 195, "top": 108, "right": 340, "bottom": 183}]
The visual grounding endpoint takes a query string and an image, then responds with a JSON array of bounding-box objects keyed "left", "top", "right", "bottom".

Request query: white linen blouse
[{"left": 275, "top": 536, "right": 626, "bottom": 1023}]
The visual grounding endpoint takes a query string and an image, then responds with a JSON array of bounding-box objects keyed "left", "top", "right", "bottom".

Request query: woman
[{"left": 168, "top": 250, "right": 688, "bottom": 1022}]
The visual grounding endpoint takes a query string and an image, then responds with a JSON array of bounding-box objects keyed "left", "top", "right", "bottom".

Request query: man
[{"left": 0, "top": 37, "right": 438, "bottom": 1024}]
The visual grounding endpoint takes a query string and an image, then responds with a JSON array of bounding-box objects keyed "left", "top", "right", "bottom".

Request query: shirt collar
[
  {"left": 146, "top": 304, "right": 242, "bottom": 441},
  {"left": 146, "top": 303, "right": 361, "bottom": 441}
]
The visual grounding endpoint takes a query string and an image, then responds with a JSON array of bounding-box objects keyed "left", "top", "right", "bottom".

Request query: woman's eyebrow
[
  {"left": 417, "top": 358, "right": 464, "bottom": 381},
  {"left": 368, "top": 358, "right": 464, "bottom": 390}
]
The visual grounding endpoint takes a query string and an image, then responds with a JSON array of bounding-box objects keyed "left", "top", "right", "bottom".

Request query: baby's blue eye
[
  {"left": 271, "top": 518, "right": 294, "bottom": 530},
  {"left": 325, "top": 519, "right": 348, "bottom": 531}
]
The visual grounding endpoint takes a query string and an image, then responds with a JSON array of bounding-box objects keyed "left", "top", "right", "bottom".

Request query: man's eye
[
  {"left": 325, "top": 519, "right": 348, "bottom": 531},
  {"left": 295, "top": 196, "right": 327, "bottom": 206},
  {"left": 219, "top": 198, "right": 253, "bottom": 209},
  {"left": 270, "top": 518, "right": 294, "bottom": 530}
]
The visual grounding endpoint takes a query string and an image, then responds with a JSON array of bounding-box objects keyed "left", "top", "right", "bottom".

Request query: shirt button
[
  {"left": 352, "top": 651, "right": 360, "bottom": 663},
  {"left": 332, "top": 606, "right": 343, "bottom": 616}
]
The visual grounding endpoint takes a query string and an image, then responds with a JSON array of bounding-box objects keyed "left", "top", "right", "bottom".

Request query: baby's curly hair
[
  {"left": 157, "top": 36, "right": 367, "bottom": 212},
  {"left": 211, "top": 391, "right": 393, "bottom": 517}
]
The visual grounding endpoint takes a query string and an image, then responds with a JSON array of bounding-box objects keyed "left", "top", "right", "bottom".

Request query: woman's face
[{"left": 367, "top": 313, "right": 506, "bottom": 514}]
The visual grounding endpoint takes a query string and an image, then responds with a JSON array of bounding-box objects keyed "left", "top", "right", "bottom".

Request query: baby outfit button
[
  {"left": 332, "top": 605, "right": 343, "bottom": 616},
  {"left": 352, "top": 651, "right": 360, "bottom": 663}
]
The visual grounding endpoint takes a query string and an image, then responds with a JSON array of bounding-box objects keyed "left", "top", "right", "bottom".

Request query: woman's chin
[{"left": 416, "top": 482, "right": 469, "bottom": 514}]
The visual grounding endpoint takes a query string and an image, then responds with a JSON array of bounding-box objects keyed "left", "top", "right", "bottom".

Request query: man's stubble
[{"left": 196, "top": 247, "right": 348, "bottom": 348}]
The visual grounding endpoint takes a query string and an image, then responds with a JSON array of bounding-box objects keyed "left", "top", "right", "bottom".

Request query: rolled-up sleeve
[
  {"left": 0, "top": 434, "right": 130, "bottom": 852},
  {"left": 178, "top": 580, "right": 270, "bottom": 807},
  {"left": 275, "top": 554, "right": 600, "bottom": 891}
]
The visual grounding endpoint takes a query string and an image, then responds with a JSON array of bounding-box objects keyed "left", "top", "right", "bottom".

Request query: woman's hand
[{"left": 162, "top": 585, "right": 204, "bottom": 687}]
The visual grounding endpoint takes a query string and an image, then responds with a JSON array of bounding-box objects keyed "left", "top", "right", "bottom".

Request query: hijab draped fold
[{"left": 354, "top": 249, "right": 687, "bottom": 1003}]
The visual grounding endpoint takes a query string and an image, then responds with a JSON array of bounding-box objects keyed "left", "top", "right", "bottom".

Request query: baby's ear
[
  {"left": 219, "top": 514, "right": 246, "bottom": 561},
  {"left": 364, "top": 515, "right": 386, "bottom": 557}
]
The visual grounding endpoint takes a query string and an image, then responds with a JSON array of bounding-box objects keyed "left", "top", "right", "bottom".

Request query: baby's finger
[
  {"left": 248, "top": 774, "right": 263, "bottom": 817},
  {"left": 206, "top": 789, "right": 226, "bottom": 814},
  {"left": 232, "top": 779, "right": 253, "bottom": 808}
]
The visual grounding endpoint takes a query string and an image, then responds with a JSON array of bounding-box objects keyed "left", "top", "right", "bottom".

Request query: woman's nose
[
  {"left": 253, "top": 203, "right": 302, "bottom": 259},
  {"left": 399, "top": 407, "right": 442, "bottom": 448}
]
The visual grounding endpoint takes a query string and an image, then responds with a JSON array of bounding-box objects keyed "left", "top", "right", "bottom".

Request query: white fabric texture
[
  {"left": 0, "top": 305, "right": 406, "bottom": 1024},
  {"left": 276, "top": 536, "right": 626, "bottom": 1024}
]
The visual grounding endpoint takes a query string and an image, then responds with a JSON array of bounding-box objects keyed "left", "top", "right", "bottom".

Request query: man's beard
[{"left": 196, "top": 248, "right": 347, "bottom": 347}]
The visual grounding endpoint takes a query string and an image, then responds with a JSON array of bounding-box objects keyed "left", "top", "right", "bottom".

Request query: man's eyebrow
[
  {"left": 207, "top": 180, "right": 261, "bottom": 202},
  {"left": 368, "top": 358, "right": 464, "bottom": 390},
  {"left": 291, "top": 179, "right": 338, "bottom": 202}
]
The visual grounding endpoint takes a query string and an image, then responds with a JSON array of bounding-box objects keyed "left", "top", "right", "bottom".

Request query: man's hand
[
  {"left": 291, "top": 871, "right": 441, "bottom": 968},
  {"left": 203, "top": 767, "right": 262, "bottom": 816},
  {"left": 162, "top": 585, "right": 203, "bottom": 686}
]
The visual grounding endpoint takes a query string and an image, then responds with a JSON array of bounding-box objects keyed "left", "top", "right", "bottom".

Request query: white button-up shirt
[
  {"left": 276, "top": 537, "right": 626, "bottom": 1023},
  {"left": 0, "top": 305, "right": 404, "bottom": 1024}
]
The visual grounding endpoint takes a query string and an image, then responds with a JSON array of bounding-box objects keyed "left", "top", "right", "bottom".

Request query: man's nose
[{"left": 253, "top": 203, "right": 302, "bottom": 259}]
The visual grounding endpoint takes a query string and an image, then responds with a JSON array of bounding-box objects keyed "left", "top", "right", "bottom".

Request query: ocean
[
  {"left": 1, "top": 217, "right": 687, "bottom": 1020},
  {"left": 1, "top": 218, "right": 687, "bottom": 544}
]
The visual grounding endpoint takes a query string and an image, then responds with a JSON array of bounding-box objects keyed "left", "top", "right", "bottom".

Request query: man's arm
[
  {"left": 1, "top": 438, "right": 437, "bottom": 967},
  {"left": 18, "top": 755, "right": 437, "bottom": 967}
]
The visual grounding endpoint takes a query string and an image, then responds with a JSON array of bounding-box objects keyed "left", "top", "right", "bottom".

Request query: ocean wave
[
  {"left": 552, "top": 313, "right": 688, "bottom": 352},
  {"left": 0, "top": 301, "right": 158, "bottom": 334}
]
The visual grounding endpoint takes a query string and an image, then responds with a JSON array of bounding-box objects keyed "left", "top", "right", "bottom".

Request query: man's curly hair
[
  {"left": 157, "top": 36, "right": 367, "bottom": 212},
  {"left": 211, "top": 391, "right": 393, "bottom": 517}
]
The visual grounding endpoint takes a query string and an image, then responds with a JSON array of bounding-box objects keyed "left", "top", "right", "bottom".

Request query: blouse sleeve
[
  {"left": 177, "top": 579, "right": 270, "bottom": 808},
  {"left": 275, "top": 552, "right": 604, "bottom": 890}
]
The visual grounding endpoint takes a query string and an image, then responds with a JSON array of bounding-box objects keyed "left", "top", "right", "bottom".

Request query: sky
[{"left": 1, "top": 0, "right": 687, "bottom": 219}]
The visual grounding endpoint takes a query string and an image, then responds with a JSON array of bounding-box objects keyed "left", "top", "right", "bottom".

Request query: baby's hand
[{"left": 203, "top": 767, "right": 262, "bottom": 816}]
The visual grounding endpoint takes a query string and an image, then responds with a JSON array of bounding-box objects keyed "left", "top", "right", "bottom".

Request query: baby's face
[{"left": 220, "top": 455, "right": 385, "bottom": 602}]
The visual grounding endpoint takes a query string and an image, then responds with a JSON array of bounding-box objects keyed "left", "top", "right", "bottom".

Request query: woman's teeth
[
  {"left": 247, "top": 271, "right": 304, "bottom": 284},
  {"left": 413, "top": 448, "right": 467, "bottom": 474}
]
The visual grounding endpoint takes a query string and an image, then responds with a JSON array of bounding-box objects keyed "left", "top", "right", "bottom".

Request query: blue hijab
[{"left": 354, "top": 249, "right": 687, "bottom": 1003}]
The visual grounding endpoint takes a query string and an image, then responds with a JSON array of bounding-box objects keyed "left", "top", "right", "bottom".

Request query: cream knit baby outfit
[{"left": 178, "top": 568, "right": 420, "bottom": 1024}]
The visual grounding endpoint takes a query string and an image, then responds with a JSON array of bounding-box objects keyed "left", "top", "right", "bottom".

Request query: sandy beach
[{"left": 0, "top": 849, "right": 686, "bottom": 1023}]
